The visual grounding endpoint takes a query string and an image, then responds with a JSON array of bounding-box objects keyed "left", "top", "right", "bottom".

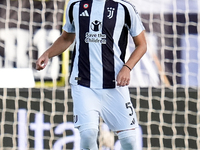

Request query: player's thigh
[
  {"left": 71, "top": 85, "right": 100, "bottom": 129},
  {"left": 101, "top": 86, "right": 138, "bottom": 131}
]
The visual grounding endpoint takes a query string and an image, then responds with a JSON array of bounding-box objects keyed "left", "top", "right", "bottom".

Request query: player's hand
[
  {"left": 116, "top": 66, "right": 131, "bottom": 86},
  {"left": 35, "top": 53, "right": 49, "bottom": 71}
]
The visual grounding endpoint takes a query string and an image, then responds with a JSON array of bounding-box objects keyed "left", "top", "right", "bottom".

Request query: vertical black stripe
[
  {"left": 70, "top": 44, "right": 76, "bottom": 76},
  {"left": 119, "top": 4, "right": 130, "bottom": 62},
  {"left": 102, "top": 0, "right": 118, "bottom": 88},
  {"left": 78, "top": 0, "right": 92, "bottom": 87},
  {"left": 118, "top": 27, "right": 128, "bottom": 63}
]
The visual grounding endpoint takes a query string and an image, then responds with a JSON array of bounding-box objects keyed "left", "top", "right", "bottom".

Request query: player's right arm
[{"left": 36, "top": 31, "right": 75, "bottom": 71}]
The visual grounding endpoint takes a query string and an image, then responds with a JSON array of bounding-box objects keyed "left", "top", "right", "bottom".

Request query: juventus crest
[{"left": 107, "top": 7, "right": 115, "bottom": 19}]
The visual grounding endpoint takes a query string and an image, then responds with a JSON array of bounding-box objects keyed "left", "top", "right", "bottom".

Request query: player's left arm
[
  {"left": 125, "top": 30, "right": 147, "bottom": 70},
  {"left": 116, "top": 30, "right": 147, "bottom": 86}
]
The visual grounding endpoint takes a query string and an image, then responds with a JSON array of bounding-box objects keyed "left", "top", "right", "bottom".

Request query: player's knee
[
  {"left": 79, "top": 126, "right": 98, "bottom": 150},
  {"left": 120, "top": 137, "right": 135, "bottom": 150},
  {"left": 80, "top": 128, "right": 98, "bottom": 141},
  {"left": 117, "top": 130, "right": 136, "bottom": 150}
]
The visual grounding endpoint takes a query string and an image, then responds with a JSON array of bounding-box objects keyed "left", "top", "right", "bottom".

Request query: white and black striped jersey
[{"left": 63, "top": 0, "right": 145, "bottom": 89}]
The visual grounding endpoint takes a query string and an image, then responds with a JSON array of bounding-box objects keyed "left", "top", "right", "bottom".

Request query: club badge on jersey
[{"left": 107, "top": 7, "right": 115, "bottom": 19}]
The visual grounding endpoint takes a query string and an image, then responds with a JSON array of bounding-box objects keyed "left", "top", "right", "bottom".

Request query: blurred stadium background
[{"left": 0, "top": 0, "right": 200, "bottom": 150}]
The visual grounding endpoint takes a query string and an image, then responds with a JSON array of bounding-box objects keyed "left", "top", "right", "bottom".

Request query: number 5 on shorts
[{"left": 125, "top": 102, "right": 133, "bottom": 116}]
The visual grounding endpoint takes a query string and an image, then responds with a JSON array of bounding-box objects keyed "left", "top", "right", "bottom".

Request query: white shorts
[{"left": 71, "top": 85, "right": 138, "bottom": 132}]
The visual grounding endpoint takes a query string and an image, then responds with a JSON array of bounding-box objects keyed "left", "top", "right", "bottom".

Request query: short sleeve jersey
[{"left": 63, "top": 0, "right": 145, "bottom": 89}]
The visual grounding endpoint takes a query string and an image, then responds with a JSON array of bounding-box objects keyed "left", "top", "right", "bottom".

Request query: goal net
[{"left": 0, "top": 0, "right": 200, "bottom": 150}]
